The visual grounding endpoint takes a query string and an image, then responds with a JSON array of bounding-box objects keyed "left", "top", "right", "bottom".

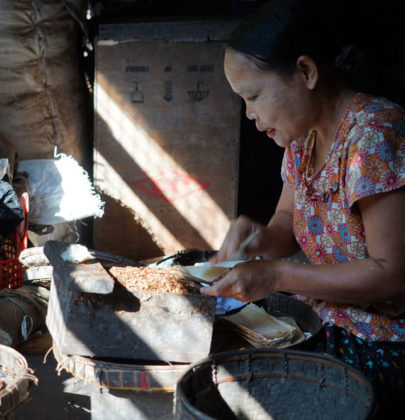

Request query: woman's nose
[{"left": 247, "top": 111, "right": 258, "bottom": 121}]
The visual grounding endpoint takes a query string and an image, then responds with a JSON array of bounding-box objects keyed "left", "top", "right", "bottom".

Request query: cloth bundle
[{"left": 18, "top": 154, "right": 104, "bottom": 225}]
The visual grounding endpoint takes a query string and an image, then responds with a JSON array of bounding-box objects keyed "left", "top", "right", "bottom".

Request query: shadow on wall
[{"left": 86, "top": 0, "right": 405, "bottom": 255}]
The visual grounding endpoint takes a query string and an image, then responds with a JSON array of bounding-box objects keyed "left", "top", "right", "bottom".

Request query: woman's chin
[
  {"left": 271, "top": 132, "right": 299, "bottom": 148},
  {"left": 271, "top": 135, "right": 290, "bottom": 148}
]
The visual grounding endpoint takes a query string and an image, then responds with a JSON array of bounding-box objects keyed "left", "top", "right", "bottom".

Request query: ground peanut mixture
[{"left": 107, "top": 266, "right": 199, "bottom": 295}]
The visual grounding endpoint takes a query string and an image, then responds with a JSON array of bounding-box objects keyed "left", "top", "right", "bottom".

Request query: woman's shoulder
[
  {"left": 350, "top": 93, "right": 405, "bottom": 130},
  {"left": 344, "top": 93, "right": 405, "bottom": 149},
  {"left": 342, "top": 93, "right": 405, "bottom": 207}
]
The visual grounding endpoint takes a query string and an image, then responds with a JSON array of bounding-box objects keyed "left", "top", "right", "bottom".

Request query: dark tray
[{"left": 210, "top": 292, "right": 322, "bottom": 354}]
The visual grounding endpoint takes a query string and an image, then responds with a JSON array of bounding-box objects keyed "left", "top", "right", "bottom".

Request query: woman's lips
[{"left": 256, "top": 122, "right": 276, "bottom": 138}]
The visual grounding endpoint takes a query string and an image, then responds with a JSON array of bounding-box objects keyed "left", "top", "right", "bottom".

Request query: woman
[{"left": 201, "top": 0, "right": 405, "bottom": 414}]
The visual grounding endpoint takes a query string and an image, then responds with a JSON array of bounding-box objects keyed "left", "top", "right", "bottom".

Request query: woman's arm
[{"left": 202, "top": 187, "right": 405, "bottom": 304}]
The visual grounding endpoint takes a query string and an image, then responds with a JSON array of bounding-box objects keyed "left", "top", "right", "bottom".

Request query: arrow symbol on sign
[{"left": 163, "top": 80, "right": 173, "bottom": 102}]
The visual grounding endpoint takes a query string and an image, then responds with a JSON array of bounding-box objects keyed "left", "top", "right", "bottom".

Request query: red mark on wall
[{"left": 132, "top": 170, "right": 210, "bottom": 202}]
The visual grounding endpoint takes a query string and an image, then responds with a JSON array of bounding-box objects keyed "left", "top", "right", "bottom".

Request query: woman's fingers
[
  {"left": 200, "top": 274, "right": 248, "bottom": 300},
  {"left": 200, "top": 261, "right": 274, "bottom": 302},
  {"left": 210, "top": 216, "right": 259, "bottom": 263}
]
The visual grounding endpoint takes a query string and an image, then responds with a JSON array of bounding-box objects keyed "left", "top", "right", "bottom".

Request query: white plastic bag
[{"left": 18, "top": 154, "right": 104, "bottom": 225}]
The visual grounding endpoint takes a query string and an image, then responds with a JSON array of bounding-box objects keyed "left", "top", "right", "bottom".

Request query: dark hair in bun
[{"left": 228, "top": 0, "right": 355, "bottom": 77}]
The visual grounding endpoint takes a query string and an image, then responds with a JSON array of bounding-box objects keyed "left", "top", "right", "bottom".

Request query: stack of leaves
[{"left": 219, "top": 303, "right": 305, "bottom": 348}]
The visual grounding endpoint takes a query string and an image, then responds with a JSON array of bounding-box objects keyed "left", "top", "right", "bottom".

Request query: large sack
[{"left": 0, "top": 0, "right": 88, "bottom": 162}]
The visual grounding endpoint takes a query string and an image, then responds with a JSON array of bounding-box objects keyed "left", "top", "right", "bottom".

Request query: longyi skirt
[{"left": 315, "top": 323, "right": 405, "bottom": 418}]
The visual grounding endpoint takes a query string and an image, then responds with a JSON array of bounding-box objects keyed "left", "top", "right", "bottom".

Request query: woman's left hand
[{"left": 200, "top": 260, "right": 276, "bottom": 302}]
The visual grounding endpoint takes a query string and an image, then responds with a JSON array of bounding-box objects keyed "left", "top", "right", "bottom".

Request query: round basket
[
  {"left": 174, "top": 348, "right": 376, "bottom": 420},
  {"left": 0, "top": 344, "right": 37, "bottom": 417},
  {"left": 53, "top": 345, "right": 190, "bottom": 392}
]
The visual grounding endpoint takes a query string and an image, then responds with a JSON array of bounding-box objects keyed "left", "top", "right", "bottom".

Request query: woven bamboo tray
[{"left": 175, "top": 348, "right": 375, "bottom": 420}]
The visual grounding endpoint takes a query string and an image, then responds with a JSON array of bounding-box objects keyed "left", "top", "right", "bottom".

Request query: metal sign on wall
[{"left": 93, "top": 21, "right": 241, "bottom": 259}]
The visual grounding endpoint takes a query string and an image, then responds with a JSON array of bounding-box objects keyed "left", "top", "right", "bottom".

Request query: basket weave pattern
[{"left": 175, "top": 349, "right": 375, "bottom": 420}]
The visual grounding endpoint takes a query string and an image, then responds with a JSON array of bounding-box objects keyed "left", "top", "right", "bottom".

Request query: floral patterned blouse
[{"left": 281, "top": 92, "right": 405, "bottom": 342}]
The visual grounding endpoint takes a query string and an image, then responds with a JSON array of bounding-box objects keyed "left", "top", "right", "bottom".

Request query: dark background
[{"left": 85, "top": 0, "right": 405, "bottom": 226}]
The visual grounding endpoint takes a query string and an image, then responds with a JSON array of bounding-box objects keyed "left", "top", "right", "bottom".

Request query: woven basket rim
[
  {"left": 0, "top": 344, "right": 37, "bottom": 416},
  {"left": 181, "top": 347, "right": 375, "bottom": 381},
  {"left": 176, "top": 347, "right": 376, "bottom": 420},
  {"left": 53, "top": 344, "right": 190, "bottom": 391}
]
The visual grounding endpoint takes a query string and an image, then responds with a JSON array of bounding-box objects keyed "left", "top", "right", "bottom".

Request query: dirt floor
[
  {"left": 12, "top": 331, "right": 176, "bottom": 420},
  {"left": 13, "top": 332, "right": 92, "bottom": 420}
]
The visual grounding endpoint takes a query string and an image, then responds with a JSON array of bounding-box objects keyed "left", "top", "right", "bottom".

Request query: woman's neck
[{"left": 312, "top": 84, "right": 356, "bottom": 169}]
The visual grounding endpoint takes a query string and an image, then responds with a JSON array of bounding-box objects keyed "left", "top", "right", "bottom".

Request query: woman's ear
[{"left": 295, "top": 56, "right": 318, "bottom": 90}]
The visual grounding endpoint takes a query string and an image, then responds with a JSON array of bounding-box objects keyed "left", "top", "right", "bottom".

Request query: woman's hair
[{"left": 228, "top": 0, "right": 345, "bottom": 76}]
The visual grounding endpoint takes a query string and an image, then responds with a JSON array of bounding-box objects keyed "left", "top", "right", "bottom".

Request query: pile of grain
[{"left": 108, "top": 266, "right": 199, "bottom": 295}]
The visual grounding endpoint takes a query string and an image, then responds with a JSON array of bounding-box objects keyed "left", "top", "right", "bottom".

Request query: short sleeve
[{"left": 345, "top": 114, "right": 405, "bottom": 207}]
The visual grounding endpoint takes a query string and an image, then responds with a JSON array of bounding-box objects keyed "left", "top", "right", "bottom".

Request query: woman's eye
[{"left": 246, "top": 95, "right": 258, "bottom": 102}]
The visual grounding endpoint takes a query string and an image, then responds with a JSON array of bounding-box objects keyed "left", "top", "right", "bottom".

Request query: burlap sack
[{"left": 0, "top": 0, "right": 88, "bottom": 162}]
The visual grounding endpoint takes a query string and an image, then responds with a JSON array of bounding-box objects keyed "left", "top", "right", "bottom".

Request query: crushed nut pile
[{"left": 107, "top": 266, "right": 200, "bottom": 295}]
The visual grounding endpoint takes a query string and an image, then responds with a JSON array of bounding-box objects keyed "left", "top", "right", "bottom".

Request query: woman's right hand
[
  {"left": 210, "top": 215, "right": 265, "bottom": 264},
  {"left": 211, "top": 185, "right": 298, "bottom": 264}
]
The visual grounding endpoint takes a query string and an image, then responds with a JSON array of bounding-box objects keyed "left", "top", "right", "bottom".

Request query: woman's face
[{"left": 224, "top": 49, "right": 317, "bottom": 148}]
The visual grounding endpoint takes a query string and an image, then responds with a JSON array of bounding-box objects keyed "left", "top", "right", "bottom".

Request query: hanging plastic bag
[
  {"left": 0, "top": 180, "right": 24, "bottom": 237},
  {"left": 17, "top": 153, "right": 104, "bottom": 225}
]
